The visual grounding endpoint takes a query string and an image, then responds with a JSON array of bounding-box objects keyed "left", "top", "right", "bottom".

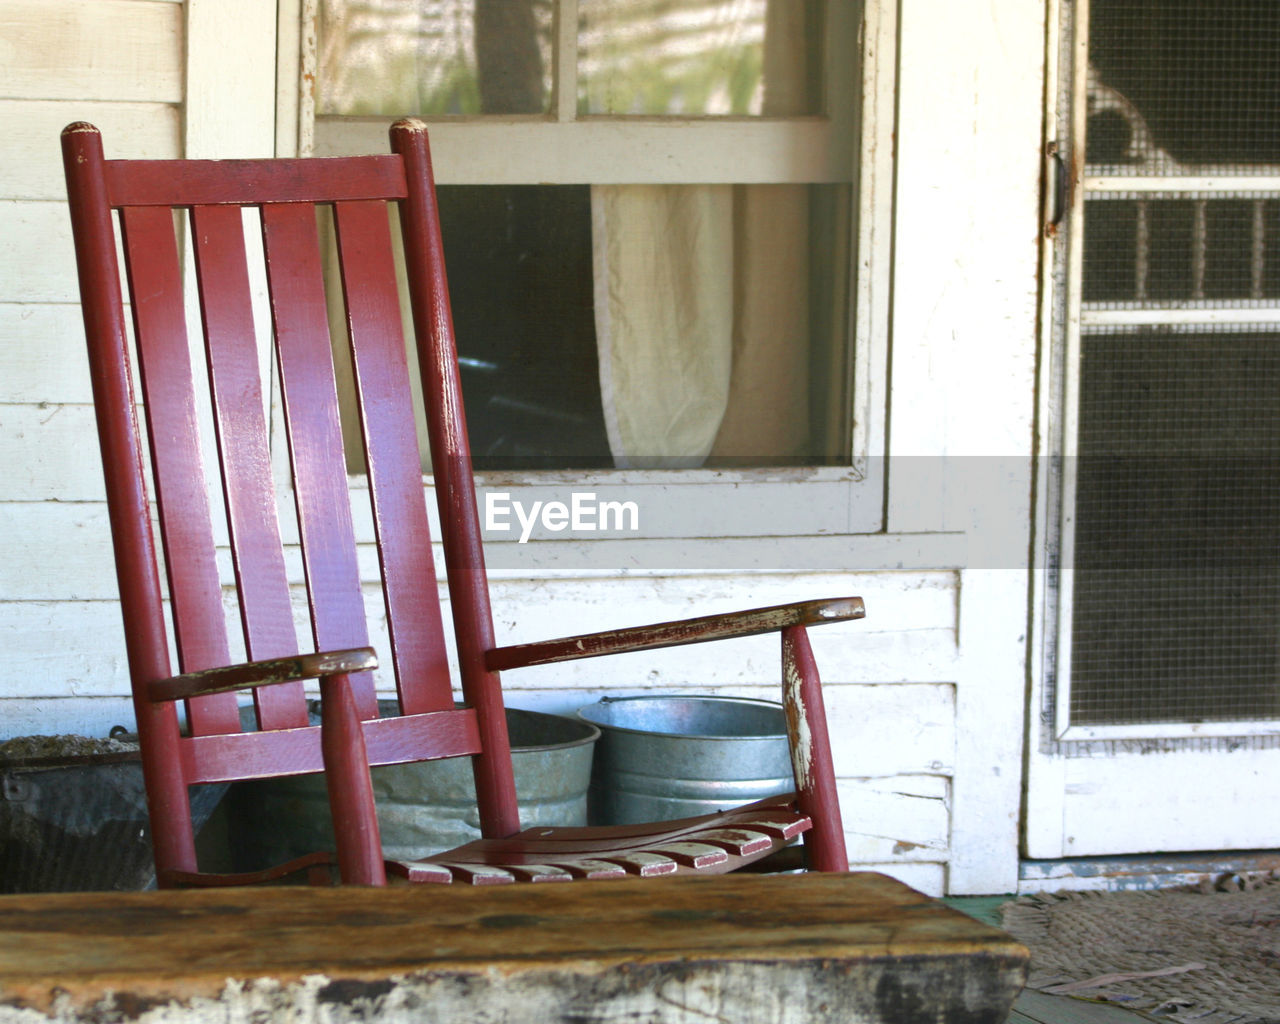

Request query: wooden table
[{"left": 0, "top": 872, "right": 1026, "bottom": 1024}]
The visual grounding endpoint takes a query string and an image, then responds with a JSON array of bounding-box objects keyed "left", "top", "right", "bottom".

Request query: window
[
  {"left": 310, "top": 0, "right": 860, "bottom": 473},
  {"left": 1048, "top": 0, "right": 1280, "bottom": 736}
]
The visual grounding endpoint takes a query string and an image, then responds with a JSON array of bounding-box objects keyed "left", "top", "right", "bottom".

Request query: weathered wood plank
[
  {"left": 0, "top": 101, "right": 178, "bottom": 200},
  {"left": 0, "top": 504, "right": 118, "bottom": 601},
  {"left": 838, "top": 775, "right": 951, "bottom": 864},
  {"left": 487, "top": 598, "right": 866, "bottom": 672},
  {"left": 1, "top": 405, "right": 106, "bottom": 502},
  {"left": 478, "top": 571, "right": 959, "bottom": 687},
  {"left": 0, "top": 1, "right": 182, "bottom": 103},
  {"left": 735, "top": 681, "right": 955, "bottom": 776},
  {"left": 0, "top": 202, "right": 78, "bottom": 304},
  {"left": 0, "top": 873, "right": 1026, "bottom": 1024},
  {"left": 0, "top": 696, "right": 137, "bottom": 741},
  {"left": 0, "top": 305, "right": 95, "bottom": 403},
  {"left": 0, "top": 603, "right": 130, "bottom": 700},
  {"left": 485, "top": 625, "right": 958, "bottom": 689},
  {"left": 1062, "top": 749, "right": 1280, "bottom": 856}
]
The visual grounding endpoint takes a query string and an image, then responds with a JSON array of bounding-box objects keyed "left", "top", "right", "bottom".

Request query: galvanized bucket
[
  {"left": 576, "top": 695, "right": 794, "bottom": 826},
  {"left": 228, "top": 707, "right": 599, "bottom": 868},
  {"left": 0, "top": 738, "right": 225, "bottom": 892}
]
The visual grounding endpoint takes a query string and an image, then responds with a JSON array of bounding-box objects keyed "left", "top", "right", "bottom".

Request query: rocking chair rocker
[{"left": 61, "top": 119, "right": 864, "bottom": 887}]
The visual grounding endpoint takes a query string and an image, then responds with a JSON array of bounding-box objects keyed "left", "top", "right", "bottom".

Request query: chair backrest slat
[
  {"left": 119, "top": 205, "right": 241, "bottom": 736},
  {"left": 190, "top": 204, "right": 309, "bottom": 731},
  {"left": 261, "top": 201, "right": 378, "bottom": 718},
  {"left": 333, "top": 199, "right": 453, "bottom": 714}
]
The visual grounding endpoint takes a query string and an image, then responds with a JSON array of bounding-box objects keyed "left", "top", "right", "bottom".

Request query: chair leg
[
  {"left": 320, "top": 674, "right": 387, "bottom": 885},
  {"left": 137, "top": 700, "right": 200, "bottom": 882},
  {"left": 782, "top": 625, "right": 848, "bottom": 872}
]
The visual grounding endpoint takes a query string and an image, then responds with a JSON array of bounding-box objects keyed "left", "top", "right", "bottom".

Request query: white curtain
[{"left": 591, "top": 1, "right": 816, "bottom": 468}]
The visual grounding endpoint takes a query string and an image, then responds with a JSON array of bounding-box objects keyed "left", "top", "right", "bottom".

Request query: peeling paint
[{"left": 782, "top": 652, "right": 812, "bottom": 794}]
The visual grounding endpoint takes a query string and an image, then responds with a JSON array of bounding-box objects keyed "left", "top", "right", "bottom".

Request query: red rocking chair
[{"left": 61, "top": 119, "right": 865, "bottom": 887}]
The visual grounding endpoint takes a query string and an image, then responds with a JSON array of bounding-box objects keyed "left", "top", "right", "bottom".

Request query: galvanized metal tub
[
  {"left": 576, "top": 695, "right": 794, "bottom": 826},
  {"left": 0, "top": 738, "right": 226, "bottom": 892},
  {"left": 228, "top": 707, "right": 599, "bottom": 869}
]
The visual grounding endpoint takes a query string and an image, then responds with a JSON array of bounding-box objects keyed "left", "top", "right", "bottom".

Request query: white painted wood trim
[
  {"left": 888, "top": 0, "right": 1045, "bottom": 893},
  {"left": 1048, "top": 0, "right": 1091, "bottom": 753},
  {"left": 1025, "top": 0, "right": 1088, "bottom": 858},
  {"left": 276, "top": 0, "right": 304, "bottom": 158},
  {"left": 1060, "top": 748, "right": 1280, "bottom": 855},
  {"left": 298, "top": 0, "right": 318, "bottom": 157},
  {"left": 1082, "top": 306, "right": 1280, "bottom": 326},
  {"left": 553, "top": 0, "right": 579, "bottom": 123},
  {"left": 852, "top": 0, "right": 895, "bottom": 470},
  {"left": 314, "top": 117, "right": 854, "bottom": 184},
  {"left": 1024, "top": 0, "right": 1070, "bottom": 864},
  {"left": 183, "top": 0, "right": 278, "bottom": 158},
  {"left": 1084, "top": 174, "right": 1280, "bottom": 193},
  {"left": 1059, "top": 720, "right": 1280, "bottom": 741}
]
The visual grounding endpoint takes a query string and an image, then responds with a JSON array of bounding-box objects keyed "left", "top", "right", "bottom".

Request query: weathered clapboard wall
[
  {"left": 0, "top": 0, "right": 1044, "bottom": 896},
  {"left": 0, "top": 0, "right": 184, "bottom": 735}
]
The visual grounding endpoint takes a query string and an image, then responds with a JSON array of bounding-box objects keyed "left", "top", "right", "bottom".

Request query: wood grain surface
[{"left": 0, "top": 872, "right": 1026, "bottom": 1023}]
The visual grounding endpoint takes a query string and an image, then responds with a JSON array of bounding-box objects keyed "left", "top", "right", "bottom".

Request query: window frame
[{"left": 281, "top": 0, "right": 893, "bottom": 560}]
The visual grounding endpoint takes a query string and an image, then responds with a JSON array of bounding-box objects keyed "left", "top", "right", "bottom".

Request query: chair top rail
[{"left": 103, "top": 155, "right": 409, "bottom": 209}]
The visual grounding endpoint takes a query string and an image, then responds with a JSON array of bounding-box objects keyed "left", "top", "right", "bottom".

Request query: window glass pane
[
  {"left": 439, "top": 186, "right": 613, "bottom": 469},
  {"left": 437, "top": 183, "right": 849, "bottom": 469},
  {"left": 578, "top": 0, "right": 823, "bottom": 116},
  {"left": 318, "top": 0, "right": 552, "bottom": 116}
]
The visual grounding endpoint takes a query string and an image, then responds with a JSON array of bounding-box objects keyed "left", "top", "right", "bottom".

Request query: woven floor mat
[{"left": 1002, "top": 875, "right": 1280, "bottom": 1024}]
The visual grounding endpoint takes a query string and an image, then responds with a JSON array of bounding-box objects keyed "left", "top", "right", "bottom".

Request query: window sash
[
  {"left": 314, "top": 117, "right": 852, "bottom": 185},
  {"left": 285, "top": 0, "right": 890, "bottom": 549}
]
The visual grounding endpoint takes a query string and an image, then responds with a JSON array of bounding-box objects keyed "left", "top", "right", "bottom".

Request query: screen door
[{"left": 1027, "top": 0, "right": 1280, "bottom": 859}]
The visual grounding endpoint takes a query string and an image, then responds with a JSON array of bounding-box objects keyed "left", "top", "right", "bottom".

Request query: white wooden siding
[
  {"left": 0, "top": 0, "right": 184, "bottom": 747},
  {"left": 0, "top": 100, "right": 180, "bottom": 200},
  {"left": 0, "top": 0, "right": 182, "bottom": 104},
  {"left": 0, "top": 305, "right": 96, "bottom": 403}
]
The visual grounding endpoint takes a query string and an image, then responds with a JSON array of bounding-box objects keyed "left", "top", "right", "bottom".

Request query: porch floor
[{"left": 945, "top": 897, "right": 1159, "bottom": 1024}]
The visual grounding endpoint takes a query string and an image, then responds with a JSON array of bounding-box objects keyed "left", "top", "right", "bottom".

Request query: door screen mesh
[
  {"left": 1070, "top": 329, "right": 1280, "bottom": 724},
  {"left": 1070, "top": 0, "right": 1280, "bottom": 726}
]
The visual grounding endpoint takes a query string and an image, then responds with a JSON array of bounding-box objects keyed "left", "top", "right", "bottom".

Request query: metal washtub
[
  {"left": 576, "top": 695, "right": 795, "bottom": 826},
  {"left": 228, "top": 706, "right": 599, "bottom": 869},
  {"left": 0, "top": 738, "right": 226, "bottom": 892}
]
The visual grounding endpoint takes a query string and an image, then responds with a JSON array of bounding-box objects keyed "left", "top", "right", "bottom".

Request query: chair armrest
[
  {"left": 146, "top": 647, "right": 378, "bottom": 704},
  {"left": 485, "top": 597, "right": 864, "bottom": 672}
]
